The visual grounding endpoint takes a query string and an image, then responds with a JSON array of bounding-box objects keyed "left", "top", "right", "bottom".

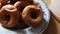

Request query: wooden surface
[{"left": 43, "top": 0, "right": 60, "bottom": 34}]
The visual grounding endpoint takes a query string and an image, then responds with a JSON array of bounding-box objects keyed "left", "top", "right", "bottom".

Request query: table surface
[{"left": 43, "top": 0, "right": 60, "bottom": 34}]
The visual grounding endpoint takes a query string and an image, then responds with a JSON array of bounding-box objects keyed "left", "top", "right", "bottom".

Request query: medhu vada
[
  {"left": 14, "top": 1, "right": 30, "bottom": 29},
  {"left": 14, "top": 1, "right": 30, "bottom": 13},
  {"left": 22, "top": 5, "right": 43, "bottom": 27},
  {"left": 0, "top": 5, "right": 19, "bottom": 28}
]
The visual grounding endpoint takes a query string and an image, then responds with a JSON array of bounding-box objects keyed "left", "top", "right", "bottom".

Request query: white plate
[{"left": 0, "top": 0, "right": 50, "bottom": 34}]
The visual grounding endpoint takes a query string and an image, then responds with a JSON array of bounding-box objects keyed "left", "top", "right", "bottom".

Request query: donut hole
[
  {"left": 4, "top": 13, "right": 10, "bottom": 21},
  {"left": 19, "top": 6, "right": 25, "bottom": 13},
  {"left": 29, "top": 9, "right": 40, "bottom": 19}
]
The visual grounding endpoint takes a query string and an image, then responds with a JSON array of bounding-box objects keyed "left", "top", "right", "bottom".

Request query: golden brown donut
[
  {"left": 0, "top": 5, "right": 19, "bottom": 28},
  {"left": 22, "top": 5, "right": 43, "bottom": 27},
  {"left": 14, "top": 1, "right": 30, "bottom": 29},
  {"left": 14, "top": 1, "right": 30, "bottom": 13}
]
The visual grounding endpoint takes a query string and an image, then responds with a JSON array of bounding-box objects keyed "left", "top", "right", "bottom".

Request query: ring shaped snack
[
  {"left": 22, "top": 5, "right": 43, "bottom": 27},
  {"left": 14, "top": 1, "right": 30, "bottom": 13},
  {"left": 14, "top": 1, "right": 30, "bottom": 29},
  {"left": 13, "top": 1, "right": 29, "bottom": 29},
  {"left": 0, "top": 5, "right": 19, "bottom": 28}
]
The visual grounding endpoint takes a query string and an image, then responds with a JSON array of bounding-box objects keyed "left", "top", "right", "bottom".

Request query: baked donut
[
  {"left": 14, "top": 1, "right": 30, "bottom": 13},
  {"left": 0, "top": 5, "right": 19, "bottom": 28},
  {"left": 22, "top": 5, "right": 43, "bottom": 27},
  {"left": 14, "top": 1, "right": 30, "bottom": 29}
]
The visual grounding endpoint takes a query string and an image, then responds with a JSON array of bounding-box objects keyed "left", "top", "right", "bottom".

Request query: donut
[
  {"left": 22, "top": 5, "right": 43, "bottom": 27},
  {"left": 14, "top": 1, "right": 30, "bottom": 28},
  {"left": 0, "top": 5, "right": 19, "bottom": 28},
  {"left": 14, "top": 1, "right": 30, "bottom": 29},
  {"left": 14, "top": 1, "right": 30, "bottom": 13}
]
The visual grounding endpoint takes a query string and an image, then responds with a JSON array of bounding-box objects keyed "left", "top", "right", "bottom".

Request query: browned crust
[
  {"left": 22, "top": 5, "right": 43, "bottom": 27},
  {"left": 0, "top": 5, "right": 19, "bottom": 28}
]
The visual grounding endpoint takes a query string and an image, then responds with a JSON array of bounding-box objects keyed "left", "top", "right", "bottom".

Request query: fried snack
[
  {"left": 14, "top": 1, "right": 30, "bottom": 13},
  {"left": 22, "top": 5, "right": 43, "bottom": 27},
  {"left": 14, "top": 1, "right": 30, "bottom": 29},
  {"left": 0, "top": 5, "right": 19, "bottom": 28}
]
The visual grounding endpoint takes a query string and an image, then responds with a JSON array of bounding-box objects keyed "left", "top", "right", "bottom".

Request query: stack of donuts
[{"left": 0, "top": 0, "right": 43, "bottom": 29}]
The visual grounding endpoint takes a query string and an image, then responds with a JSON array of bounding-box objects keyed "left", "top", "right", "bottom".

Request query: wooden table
[{"left": 43, "top": 0, "right": 60, "bottom": 34}]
